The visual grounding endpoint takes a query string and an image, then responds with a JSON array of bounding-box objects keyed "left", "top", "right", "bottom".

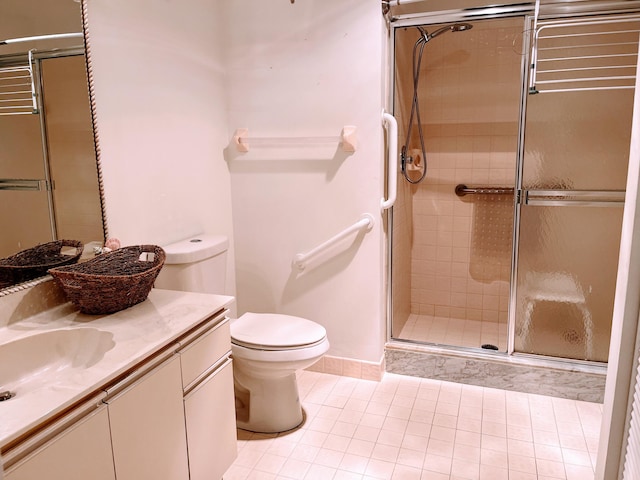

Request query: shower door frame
[
  {"left": 386, "top": 3, "right": 628, "bottom": 371},
  {"left": 387, "top": 6, "right": 532, "bottom": 360},
  {"left": 510, "top": 13, "right": 633, "bottom": 363}
]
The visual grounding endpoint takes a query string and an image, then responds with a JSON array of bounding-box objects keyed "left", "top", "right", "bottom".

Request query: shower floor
[{"left": 397, "top": 313, "right": 508, "bottom": 351}]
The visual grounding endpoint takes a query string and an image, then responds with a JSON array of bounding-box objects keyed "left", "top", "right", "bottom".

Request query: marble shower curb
[{"left": 385, "top": 346, "right": 606, "bottom": 403}]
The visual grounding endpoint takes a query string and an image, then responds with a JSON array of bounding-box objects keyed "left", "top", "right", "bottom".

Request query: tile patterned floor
[
  {"left": 398, "top": 314, "right": 508, "bottom": 351},
  {"left": 224, "top": 370, "right": 602, "bottom": 480}
]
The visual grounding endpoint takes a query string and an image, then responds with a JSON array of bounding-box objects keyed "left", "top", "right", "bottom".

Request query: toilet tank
[{"left": 155, "top": 234, "right": 229, "bottom": 294}]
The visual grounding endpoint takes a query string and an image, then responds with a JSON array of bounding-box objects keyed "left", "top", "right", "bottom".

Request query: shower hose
[{"left": 401, "top": 28, "right": 429, "bottom": 184}]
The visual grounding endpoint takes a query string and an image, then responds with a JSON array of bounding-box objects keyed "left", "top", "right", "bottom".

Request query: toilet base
[{"left": 233, "top": 369, "right": 304, "bottom": 433}]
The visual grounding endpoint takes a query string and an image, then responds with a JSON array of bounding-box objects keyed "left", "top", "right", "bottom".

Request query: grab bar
[
  {"left": 455, "top": 184, "right": 514, "bottom": 197},
  {"left": 293, "top": 214, "right": 374, "bottom": 271},
  {"left": 0, "top": 32, "right": 83, "bottom": 45},
  {"left": 381, "top": 111, "right": 398, "bottom": 210}
]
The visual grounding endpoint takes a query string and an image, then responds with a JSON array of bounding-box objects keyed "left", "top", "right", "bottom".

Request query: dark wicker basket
[
  {"left": 0, "top": 240, "right": 84, "bottom": 288},
  {"left": 49, "top": 245, "right": 165, "bottom": 315}
]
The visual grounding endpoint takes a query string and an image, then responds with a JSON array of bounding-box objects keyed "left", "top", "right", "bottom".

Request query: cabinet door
[
  {"left": 184, "top": 358, "right": 237, "bottom": 480},
  {"left": 107, "top": 355, "right": 189, "bottom": 480},
  {"left": 5, "top": 407, "right": 115, "bottom": 480}
]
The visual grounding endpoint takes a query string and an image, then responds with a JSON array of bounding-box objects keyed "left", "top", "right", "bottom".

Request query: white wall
[
  {"left": 85, "top": 0, "right": 236, "bottom": 296},
  {"left": 222, "top": 0, "right": 387, "bottom": 363},
  {"left": 86, "top": 0, "right": 387, "bottom": 362}
]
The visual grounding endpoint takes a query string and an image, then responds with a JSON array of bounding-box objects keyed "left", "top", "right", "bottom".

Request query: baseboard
[{"left": 306, "top": 354, "right": 385, "bottom": 381}]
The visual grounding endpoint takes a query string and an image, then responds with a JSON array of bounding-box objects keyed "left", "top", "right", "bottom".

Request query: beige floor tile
[{"left": 228, "top": 370, "right": 602, "bottom": 480}]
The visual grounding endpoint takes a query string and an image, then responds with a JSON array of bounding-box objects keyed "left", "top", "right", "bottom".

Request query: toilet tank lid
[{"left": 162, "top": 234, "right": 229, "bottom": 264}]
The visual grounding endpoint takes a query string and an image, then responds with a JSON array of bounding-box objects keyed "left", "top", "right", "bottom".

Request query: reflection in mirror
[{"left": 0, "top": 0, "right": 105, "bottom": 293}]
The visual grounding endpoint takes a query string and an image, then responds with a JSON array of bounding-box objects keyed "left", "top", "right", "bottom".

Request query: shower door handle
[
  {"left": 381, "top": 111, "right": 398, "bottom": 210},
  {"left": 522, "top": 189, "right": 626, "bottom": 207}
]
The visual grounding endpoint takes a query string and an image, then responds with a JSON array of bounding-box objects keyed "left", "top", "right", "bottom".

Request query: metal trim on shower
[{"left": 0, "top": 32, "right": 83, "bottom": 46}]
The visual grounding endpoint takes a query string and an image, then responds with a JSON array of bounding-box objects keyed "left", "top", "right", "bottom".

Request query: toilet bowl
[
  {"left": 154, "top": 234, "right": 330, "bottom": 433},
  {"left": 231, "top": 312, "right": 329, "bottom": 433}
]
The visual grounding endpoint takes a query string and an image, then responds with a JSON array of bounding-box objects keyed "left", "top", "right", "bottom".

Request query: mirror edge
[
  {"left": 0, "top": 0, "right": 108, "bottom": 299},
  {"left": 81, "top": 0, "right": 109, "bottom": 242}
]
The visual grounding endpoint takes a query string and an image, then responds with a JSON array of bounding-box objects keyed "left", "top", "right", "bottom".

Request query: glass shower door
[{"left": 514, "top": 87, "right": 633, "bottom": 362}]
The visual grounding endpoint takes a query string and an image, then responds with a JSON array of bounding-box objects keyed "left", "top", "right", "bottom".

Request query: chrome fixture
[
  {"left": 455, "top": 184, "right": 515, "bottom": 197},
  {"left": 0, "top": 391, "right": 14, "bottom": 401},
  {"left": 0, "top": 32, "right": 83, "bottom": 46},
  {"left": 424, "top": 22, "right": 473, "bottom": 41}
]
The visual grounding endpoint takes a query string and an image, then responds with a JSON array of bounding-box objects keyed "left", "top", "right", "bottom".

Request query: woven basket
[
  {"left": 0, "top": 240, "right": 84, "bottom": 288},
  {"left": 49, "top": 245, "right": 165, "bottom": 315}
]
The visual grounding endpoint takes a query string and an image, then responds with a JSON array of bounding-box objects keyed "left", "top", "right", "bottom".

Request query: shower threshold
[{"left": 385, "top": 340, "right": 607, "bottom": 403}]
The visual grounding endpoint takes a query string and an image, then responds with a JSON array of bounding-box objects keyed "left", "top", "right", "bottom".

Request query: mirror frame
[{"left": 0, "top": 0, "right": 108, "bottom": 297}]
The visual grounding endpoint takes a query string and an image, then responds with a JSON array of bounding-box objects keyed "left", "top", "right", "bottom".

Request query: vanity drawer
[{"left": 179, "top": 317, "right": 231, "bottom": 389}]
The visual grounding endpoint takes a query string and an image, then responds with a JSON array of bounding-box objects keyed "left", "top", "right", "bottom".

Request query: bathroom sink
[{"left": 0, "top": 328, "right": 115, "bottom": 398}]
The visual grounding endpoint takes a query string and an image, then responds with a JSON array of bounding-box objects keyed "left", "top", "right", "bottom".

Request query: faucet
[{"left": 0, "top": 391, "right": 13, "bottom": 402}]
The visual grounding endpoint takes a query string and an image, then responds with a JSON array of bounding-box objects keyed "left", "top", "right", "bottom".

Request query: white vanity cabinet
[
  {"left": 5, "top": 404, "right": 115, "bottom": 480},
  {"left": 105, "top": 354, "right": 189, "bottom": 480},
  {"left": 178, "top": 316, "right": 237, "bottom": 480},
  {"left": 105, "top": 313, "right": 238, "bottom": 480},
  {"left": 1, "top": 299, "right": 237, "bottom": 480}
]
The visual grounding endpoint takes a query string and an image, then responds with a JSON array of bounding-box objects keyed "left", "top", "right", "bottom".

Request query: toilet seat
[{"left": 231, "top": 312, "right": 327, "bottom": 351}]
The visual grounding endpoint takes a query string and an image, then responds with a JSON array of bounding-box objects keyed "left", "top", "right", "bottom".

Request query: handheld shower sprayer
[{"left": 400, "top": 22, "right": 473, "bottom": 184}]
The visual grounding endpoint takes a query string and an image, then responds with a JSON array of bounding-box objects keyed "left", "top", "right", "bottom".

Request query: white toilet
[{"left": 155, "top": 234, "right": 330, "bottom": 433}]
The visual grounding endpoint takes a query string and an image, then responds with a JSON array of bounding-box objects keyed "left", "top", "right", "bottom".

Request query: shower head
[{"left": 418, "top": 22, "right": 473, "bottom": 42}]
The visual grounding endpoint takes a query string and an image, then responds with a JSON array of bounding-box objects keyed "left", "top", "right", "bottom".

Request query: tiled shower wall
[{"left": 393, "top": 17, "right": 523, "bottom": 334}]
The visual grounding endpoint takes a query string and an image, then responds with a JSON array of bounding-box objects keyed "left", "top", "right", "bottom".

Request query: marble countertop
[{"left": 0, "top": 288, "right": 234, "bottom": 449}]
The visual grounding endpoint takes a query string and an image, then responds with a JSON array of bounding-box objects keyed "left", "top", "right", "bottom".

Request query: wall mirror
[{"left": 0, "top": 0, "right": 106, "bottom": 294}]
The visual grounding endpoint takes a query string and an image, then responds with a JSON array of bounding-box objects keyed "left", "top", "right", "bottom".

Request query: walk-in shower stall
[{"left": 387, "top": 1, "right": 638, "bottom": 376}]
